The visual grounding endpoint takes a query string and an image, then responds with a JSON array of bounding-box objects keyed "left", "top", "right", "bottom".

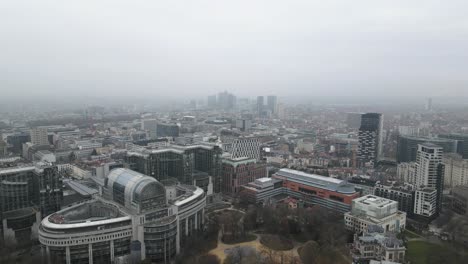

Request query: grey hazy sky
[{"left": 1, "top": 0, "right": 468, "bottom": 99}]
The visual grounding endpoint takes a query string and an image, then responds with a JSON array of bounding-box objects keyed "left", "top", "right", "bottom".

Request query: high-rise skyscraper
[
  {"left": 266, "top": 95, "right": 278, "bottom": 116},
  {"left": 357, "top": 113, "right": 383, "bottom": 167},
  {"left": 256, "top": 96, "right": 264, "bottom": 116},
  {"left": 207, "top": 95, "right": 217, "bottom": 108},
  {"left": 30, "top": 127, "right": 49, "bottom": 146},
  {"left": 217, "top": 91, "right": 236, "bottom": 110},
  {"left": 414, "top": 143, "right": 444, "bottom": 218},
  {"left": 141, "top": 119, "right": 158, "bottom": 139},
  {"left": 425, "top": 97, "right": 433, "bottom": 111}
]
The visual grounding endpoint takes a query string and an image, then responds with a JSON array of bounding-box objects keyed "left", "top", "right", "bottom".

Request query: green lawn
[{"left": 406, "top": 241, "right": 466, "bottom": 264}]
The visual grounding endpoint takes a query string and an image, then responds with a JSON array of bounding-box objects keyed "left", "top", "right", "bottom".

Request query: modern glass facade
[{"left": 396, "top": 135, "right": 457, "bottom": 163}]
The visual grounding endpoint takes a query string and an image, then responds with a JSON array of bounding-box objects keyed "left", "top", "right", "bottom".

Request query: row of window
[{"left": 41, "top": 230, "right": 132, "bottom": 246}]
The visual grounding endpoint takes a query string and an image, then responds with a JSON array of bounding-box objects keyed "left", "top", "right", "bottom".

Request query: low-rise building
[
  {"left": 241, "top": 168, "right": 359, "bottom": 213},
  {"left": 351, "top": 226, "right": 406, "bottom": 264},
  {"left": 345, "top": 195, "right": 406, "bottom": 234},
  {"left": 374, "top": 182, "right": 415, "bottom": 218},
  {"left": 349, "top": 176, "right": 376, "bottom": 196},
  {"left": 414, "top": 187, "right": 437, "bottom": 218}
]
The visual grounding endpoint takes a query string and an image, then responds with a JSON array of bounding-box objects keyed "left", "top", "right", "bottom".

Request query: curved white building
[{"left": 39, "top": 168, "right": 206, "bottom": 264}]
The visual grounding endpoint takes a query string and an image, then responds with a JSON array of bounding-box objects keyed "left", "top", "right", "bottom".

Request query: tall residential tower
[{"left": 357, "top": 113, "right": 383, "bottom": 167}]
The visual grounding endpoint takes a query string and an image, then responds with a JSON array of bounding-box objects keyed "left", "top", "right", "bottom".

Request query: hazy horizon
[{"left": 2, "top": 0, "right": 468, "bottom": 98}]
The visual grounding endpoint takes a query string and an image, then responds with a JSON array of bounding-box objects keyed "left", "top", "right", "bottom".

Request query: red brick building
[{"left": 221, "top": 157, "right": 266, "bottom": 195}]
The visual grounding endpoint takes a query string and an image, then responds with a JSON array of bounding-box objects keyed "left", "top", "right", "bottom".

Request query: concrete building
[
  {"left": 74, "top": 139, "right": 103, "bottom": 150},
  {"left": 207, "top": 95, "right": 217, "bottom": 109},
  {"left": 30, "top": 127, "right": 49, "bottom": 146},
  {"left": 221, "top": 157, "right": 266, "bottom": 195},
  {"left": 266, "top": 95, "right": 278, "bottom": 116},
  {"left": 357, "top": 113, "right": 383, "bottom": 167},
  {"left": 348, "top": 176, "right": 377, "bottom": 196},
  {"left": 398, "top": 126, "right": 420, "bottom": 136},
  {"left": 39, "top": 168, "right": 206, "bottom": 264},
  {"left": 414, "top": 143, "right": 444, "bottom": 218},
  {"left": 344, "top": 195, "right": 406, "bottom": 234},
  {"left": 33, "top": 150, "right": 57, "bottom": 163},
  {"left": 443, "top": 153, "right": 468, "bottom": 188},
  {"left": 141, "top": 119, "right": 158, "bottom": 139},
  {"left": 241, "top": 177, "right": 284, "bottom": 204},
  {"left": 235, "top": 119, "right": 252, "bottom": 132},
  {"left": 397, "top": 162, "right": 417, "bottom": 184},
  {"left": 351, "top": 225, "right": 406, "bottom": 263},
  {"left": 374, "top": 182, "right": 415, "bottom": 218},
  {"left": 217, "top": 91, "right": 236, "bottom": 110},
  {"left": 256, "top": 96, "right": 264, "bottom": 117},
  {"left": 414, "top": 188, "right": 437, "bottom": 218}
]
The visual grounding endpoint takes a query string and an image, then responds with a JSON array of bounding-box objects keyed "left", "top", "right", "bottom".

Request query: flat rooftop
[
  {"left": 354, "top": 195, "right": 397, "bottom": 208},
  {"left": 275, "top": 168, "right": 356, "bottom": 194}
]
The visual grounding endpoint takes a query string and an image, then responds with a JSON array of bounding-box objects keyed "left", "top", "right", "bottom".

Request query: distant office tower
[
  {"left": 397, "top": 162, "right": 417, "bottom": 184},
  {"left": 414, "top": 143, "right": 444, "bottom": 218},
  {"left": 217, "top": 91, "right": 236, "bottom": 110},
  {"left": 0, "top": 164, "right": 63, "bottom": 246},
  {"left": 426, "top": 98, "right": 432, "bottom": 111},
  {"left": 141, "top": 119, "right": 158, "bottom": 139},
  {"left": 30, "top": 127, "right": 49, "bottom": 146},
  {"left": 443, "top": 153, "right": 468, "bottom": 188},
  {"left": 396, "top": 135, "right": 457, "bottom": 163},
  {"left": 438, "top": 133, "right": 468, "bottom": 159},
  {"left": 221, "top": 157, "right": 266, "bottom": 195},
  {"left": 357, "top": 113, "right": 383, "bottom": 167},
  {"left": 398, "top": 126, "right": 420, "bottom": 136},
  {"left": 6, "top": 132, "right": 31, "bottom": 154},
  {"left": 207, "top": 95, "right": 217, "bottom": 108},
  {"left": 0, "top": 137, "right": 7, "bottom": 157},
  {"left": 346, "top": 112, "right": 363, "bottom": 129},
  {"left": 156, "top": 123, "right": 180, "bottom": 138},
  {"left": 235, "top": 119, "right": 252, "bottom": 132},
  {"left": 222, "top": 136, "right": 261, "bottom": 161},
  {"left": 266, "top": 95, "right": 278, "bottom": 116},
  {"left": 256, "top": 96, "right": 264, "bottom": 116}
]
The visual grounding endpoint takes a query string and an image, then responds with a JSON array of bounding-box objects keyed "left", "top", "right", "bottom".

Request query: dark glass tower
[{"left": 357, "top": 113, "right": 383, "bottom": 167}]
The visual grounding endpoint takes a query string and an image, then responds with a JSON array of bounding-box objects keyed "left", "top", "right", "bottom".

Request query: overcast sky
[{"left": 1, "top": 0, "right": 468, "bottom": 99}]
